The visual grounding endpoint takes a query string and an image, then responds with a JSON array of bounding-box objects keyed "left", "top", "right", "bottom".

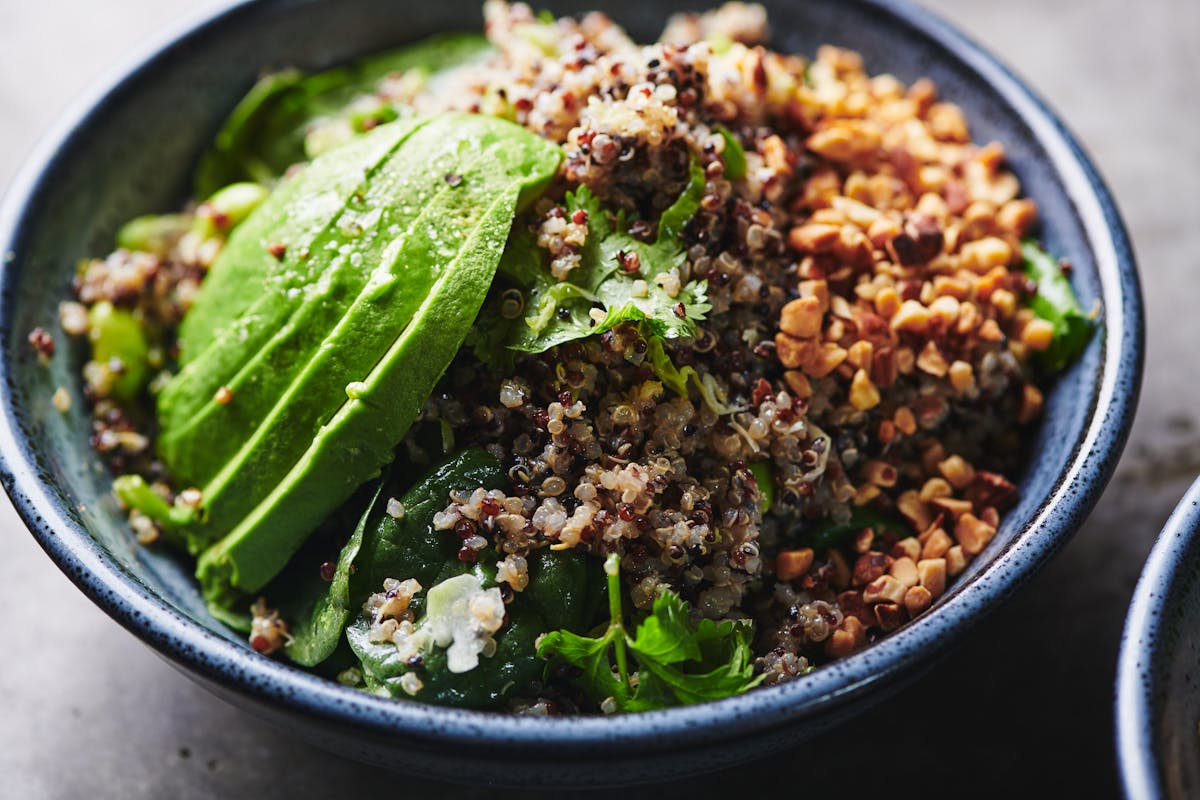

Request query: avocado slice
[{"left": 166, "top": 113, "right": 560, "bottom": 610}]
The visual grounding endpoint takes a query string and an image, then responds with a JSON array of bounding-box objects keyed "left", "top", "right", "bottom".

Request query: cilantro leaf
[
  {"left": 472, "top": 160, "right": 711, "bottom": 361},
  {"left": 536, "top": 553, "right": 762, "bottom": 712}
]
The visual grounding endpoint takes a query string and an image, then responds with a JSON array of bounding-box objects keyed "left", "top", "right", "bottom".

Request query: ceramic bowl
[
  {"left": 0, "top": 0, "right": 1141, "bottom": 786},
  {"left": 1117, "top": 479, "right": 1200, "bottom": 799}
]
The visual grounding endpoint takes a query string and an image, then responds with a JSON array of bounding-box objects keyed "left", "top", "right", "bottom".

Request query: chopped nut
[
  {"left": 825, "top": 616, "right": 867, "bottom": 659},
  {"left": 803, "top": 342, "right": 849, "bottom": 378},
  {"left": 916, "top": 340, "right": 949, "bottom": 377},
  {"left": 919, "top": 528, "right": 952, "bottom": 559},
  {"left": 889, "top": 300, "right": 932, "bottom": 333},
  {"left": 783, "top": 369, "right": 812, "bottom": 399},
  {"left": 1021, "top": 318, "right": 1056, "bottom": 351},
  {"left": 930, "top": 495, "right": 973, "bottom": 521},
  {"left": 890, "top": 556, "right": 919, "bottom": 588},
  {"left": 968, "top": 471, "right": 1019, "bottom": 511},
  {"left": 775, "top": 548, "right": 814, "bottom": 581},
  {"left": 893, "top": 407, "right": 917, "bottom": 436},
  {"left": 779, "top": 296, "right": 825, "bottom": 338},
  {"left": 848, "top": 368, "right": 881, "bottom": 410},
  {"left": 892, "top": 537, "right": 921, "bottom": 562},
  {"left": 945, "top": 545, "right": 967, "bottom": 576},
  {"left": 904, "top": 585, "right": 933, "bottom": 616},
  {"left": 863, "top": 574, "right": 908, "bottom": 605},
  {"left": 1018, "top": 384, "right": 1044, "bottom": 424},
  {"left": 774, "top": 332, "right": 809, "bottom": 368},
  {"left": 954, "top": 512, "right": 997, "bottom": 555},
  {"left": 853, "top": 551, "right": 892, "bottom": 586},
  {"left": 937, "top": 455, "right": 976, "bottom": 490},
  {"left": 787, "top": 223, "right": 841, "bottom": 252},
  {"left": 917, "top": 558, "right": 948, "bottom": 597},
  {"left": 897, "top": 489, "right": 933, "bottom": 531},
  {"left": 861, "top": 459, "right": 897, "bottom": 487},
  {"left": 874, "top": 602, "right": 907, "bottom": 632},
  {"left": 960, "top": 236, "right": 1012, "bottom": 273}
]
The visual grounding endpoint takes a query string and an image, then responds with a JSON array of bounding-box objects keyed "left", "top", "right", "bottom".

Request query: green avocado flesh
[{"left": 153, "top": 112, "right": 561, "bottom": 607}]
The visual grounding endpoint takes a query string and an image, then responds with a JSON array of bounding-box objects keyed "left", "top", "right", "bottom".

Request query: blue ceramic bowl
[
  {"left": 1117, "top": 479, "right": 1200, "bottom": 799},
  {"left": 0, "top": 0, "right": 1141, "bottom": 787}
]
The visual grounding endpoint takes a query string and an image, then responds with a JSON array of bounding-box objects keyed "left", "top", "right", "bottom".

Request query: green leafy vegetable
[
  {"left": 193, "top": 32, "right": 494, "bottom": 195},
  {"left": 1020, "top": 239, "right": 1097, "bottom": 371},
  {"left": 474, "top": 159, "right": 711, "bottom": 362},
  {"left": 715, "top": 127, "right": 746, "bottom": 179},
  {"left": 537, "top": 553, "right": 762, "bottom": 712}
]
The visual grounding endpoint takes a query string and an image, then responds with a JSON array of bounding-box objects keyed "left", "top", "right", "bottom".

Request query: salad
[{"left": 42, "top": 1, "right": 1094, "bottom": 713}]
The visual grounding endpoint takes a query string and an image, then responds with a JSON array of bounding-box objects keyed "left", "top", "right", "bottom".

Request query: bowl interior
[{"left": 0, "top": 0, "right": 1138, "bottom": 782}]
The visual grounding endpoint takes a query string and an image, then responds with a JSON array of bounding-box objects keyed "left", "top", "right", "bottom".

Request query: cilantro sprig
[
  {"left": 537, "top": 553, "right": 763, "bottom": 712},
  {"left": 472, "top": 160, "right": 712, "bottom": 362}
]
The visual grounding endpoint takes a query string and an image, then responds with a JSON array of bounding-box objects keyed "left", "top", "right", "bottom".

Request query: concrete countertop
[{"left": 1, "top": 0, "right": 1195, "bottom": 796}]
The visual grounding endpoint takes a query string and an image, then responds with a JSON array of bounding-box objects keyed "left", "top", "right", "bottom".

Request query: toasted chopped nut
[
  {"left": 798, "top": 279, "right": 831, "bottom": 311},
  {"left": 775, "top": 332, "right": 809, "bottom": 368},
  {"left": 846, "top": 340, "right": 874, "bottom": 370},
  {"left": 788, "top": 223, "right": 841, "bottom": 252},
  {"left": 892, "top": 537, "right": 922, "bottom": 561},
  {"left": 863, "top": 574, "right": 907, "bottom": 605},
  {"left": 779, "top": 296, "right": 824, "bottom": 338},
  {"left": 890, "top": 556, "right": 919, "bottom": 588},
  {"left": 873, "top": 286, "right": 901, "bottom": 318},
  {"left": 968, "top": 471, "right": 1019, "bottom": 510},
  {"left": 977, "top": 318, "right": 1004, "bottom": 342},
  {"left": 930, "top": 495, "right": 973, "bottom": 521},
  {"left": 919, "top": 477, "right": 952, "bottom": 502},
  {"left": 997, "top": 198, "right": 1037, "bottom": 236},
  {"left": 893, "top": 407, "right": 917, "bottom": 435},
  {"left": 1018, "top": 384, "right": 1045, "bottom": 424},
  {"left": 861, "top": 459, "right": 898, "bottom": 487},
  {"left": 916, "top": 340, "right": 948, "bottom": 377},
  {"left": 933, "top": 275, "right": 971, "bottom": 300},
  {"left": 775, "top": 548, "right": 814, "bottom": 581},
  {"left": 897, "top": 489, "right": 933, "bottom": 531},
  {"left": 825, "top": 616, "right": 867, "bottom": 658},
  {"left": 948, "top": 360, "right": 976, "bottom": 393},
  {"left": 853, "top": 551, "right": 893, "bottom": 586},
  {"left": 783, "top": 369, "right": 812, "bottom": 399},
  {"left": 806, "top": 120, "right": 881, "bottom": 163},
  {"left": 960, "top": 237, "right": 1013, "bottom": 273},
  {"left": 1021, "top": 318, "right": 1056, "bottom": 352},
  {"left": 803, "top": 342, "right": 849, "bottom": 378},
  {"left": 945, "top": 545, "right": 967, "bottom": 577},
  {"left": 904, "top": 585, "right": 934, "bottom": 615},
  {"left": 853, "top": 483, "right": 882, "bottom": 506},
  {"left": 917, "top": 558, "right": 948, "bottom": 597},
  {"left": 919, "top": 528, "right": 952, "bottom": 559},
  {"left": 874, "top": 602, "right": 907, "bottom": 631},
  {"left": 954, "top": 512, "right": 997, "bottom": 555},
  {"left": 937, "top": 455, "right": 976, "bottom": 490},
  {"left": 854, "top": 528, "right": 875, "bottom": 554},
  {"left": 889, "top": 299, "right": 932, "bottom": 333},
  {"left": 990, "top": 288, "right": 1017, "bottom": 318},
  {"left": 848, "top": 368, "right": 881, "bottom": 410}
]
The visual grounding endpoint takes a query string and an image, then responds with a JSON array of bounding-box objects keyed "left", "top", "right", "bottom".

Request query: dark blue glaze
[
  {"left": 0, "top": 0, "right": 1142, "bottom": 787},
  {"left": 1117, "top": 480, "right": 1200, "bottom": 799}
]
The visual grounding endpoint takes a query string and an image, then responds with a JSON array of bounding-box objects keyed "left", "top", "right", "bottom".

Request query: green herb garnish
[
  {"left": 1020, "top": 239, "right": 1096, "bottom": 371},
  {"left": 537, "top": 553, "right": 762, "bottom": 712}
]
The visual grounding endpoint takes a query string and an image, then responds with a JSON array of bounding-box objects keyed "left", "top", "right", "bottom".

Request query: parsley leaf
[{"left": 537, "top": 553, "right": 763, "bottom": 712}]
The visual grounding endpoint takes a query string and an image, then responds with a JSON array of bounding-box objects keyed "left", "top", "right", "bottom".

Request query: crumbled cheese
[{"left": 424, "top": 573, "right": 506, "bottom": 673}]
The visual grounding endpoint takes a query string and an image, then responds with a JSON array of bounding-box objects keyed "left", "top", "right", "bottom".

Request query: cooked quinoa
[{"left": 58, "top": 2, "right": 1071, "bottom": 708}]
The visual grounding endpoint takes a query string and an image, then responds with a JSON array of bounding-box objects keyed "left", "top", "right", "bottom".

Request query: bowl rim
[
  {"left": 1115, "top": 478, "right": 1200, "bottom": 799},
  {"left": 0, "top": 0, "right": 1143, "bottom": 758}
]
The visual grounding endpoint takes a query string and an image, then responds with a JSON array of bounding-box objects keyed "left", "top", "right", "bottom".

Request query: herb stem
[{"left": 604, "top": 553, "right": 630, "bottom": 689}]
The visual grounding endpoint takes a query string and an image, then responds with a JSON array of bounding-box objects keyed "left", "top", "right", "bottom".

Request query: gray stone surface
[{"left": 0, "top": 0, "right": 1194, "bottom": 796}]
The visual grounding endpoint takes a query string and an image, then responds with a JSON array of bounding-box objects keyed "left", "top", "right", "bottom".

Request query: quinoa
[{"left": 60, "top": 2, "right": 1061, "bottom": 702}]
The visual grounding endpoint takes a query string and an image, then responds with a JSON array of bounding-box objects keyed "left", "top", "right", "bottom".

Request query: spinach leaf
[
  {"left": 538, "top": 554, "right": 762, "bottom": 712},
  {"left": 1020, "top": 239, "right": 1097, "bottom": 372},
  {"left": 193, "top": 33, "right": 493, "bottom": 196}
]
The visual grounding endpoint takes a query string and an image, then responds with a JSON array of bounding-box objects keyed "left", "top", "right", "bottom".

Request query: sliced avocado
[{"left": 177, "top": 113, "right": 560, "bottom": 606}]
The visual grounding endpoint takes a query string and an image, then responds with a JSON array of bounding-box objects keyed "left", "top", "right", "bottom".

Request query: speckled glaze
[
  {"left": 1117, "top": 480, "right": 1200, "bottom": 799},
  {"left": 0, "top": 0, "right": 1141, "bottom": 787}
]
